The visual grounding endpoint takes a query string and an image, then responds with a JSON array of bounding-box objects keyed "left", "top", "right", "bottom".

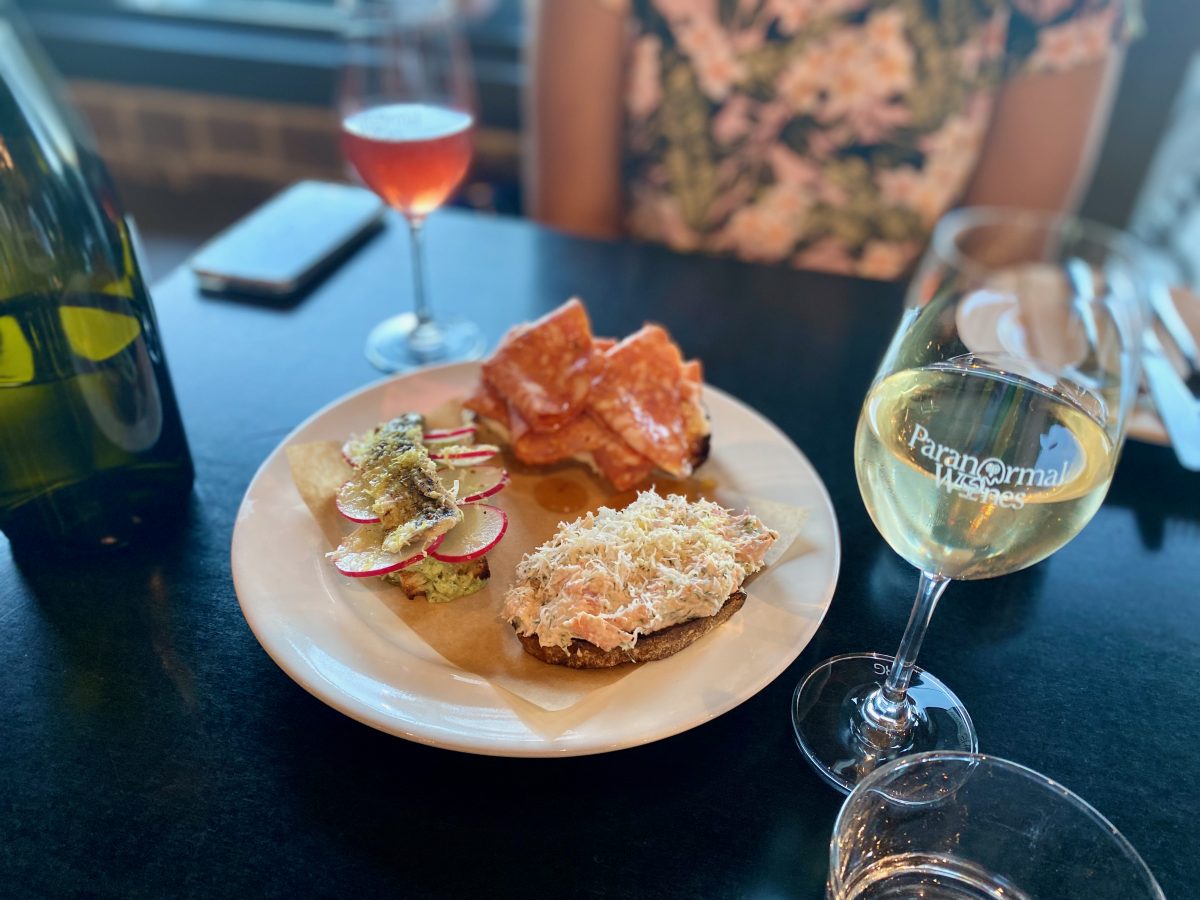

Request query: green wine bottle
[{"left": 0, "top": 4, "right": 193, "bottom": 553}]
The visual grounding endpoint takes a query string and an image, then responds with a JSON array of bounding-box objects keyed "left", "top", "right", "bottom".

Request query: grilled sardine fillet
[{"left": 355, "top": 414, "right": 463, "bottom": 553}]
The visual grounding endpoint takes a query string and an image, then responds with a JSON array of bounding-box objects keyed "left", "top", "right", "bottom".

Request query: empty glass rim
[
  {"left": 829, "top": 750, "right": 1165, "bottom": 898},
  {"left": 930, "top": 206, "right": 1150, "bottom": 280}
]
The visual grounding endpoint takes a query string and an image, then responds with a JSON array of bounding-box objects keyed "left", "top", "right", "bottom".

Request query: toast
[
  {"left": 504, "top": 492, "right": 777, "bottom": 667},
  {"left": 384, "top": 556, "right": 490, "bottom": 603},
  {"left": 514, "top": 590, "right": 746, "bottom": 668}
]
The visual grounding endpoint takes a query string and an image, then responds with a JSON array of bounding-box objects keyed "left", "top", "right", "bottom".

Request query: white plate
[{"left": 231, "top": 362, "right": 841, "bottom": 756}]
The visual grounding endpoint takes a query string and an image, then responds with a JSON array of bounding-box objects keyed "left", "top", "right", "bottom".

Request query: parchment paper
[{"left": 286, "top": 400, "right": 809, "bottom": 712}]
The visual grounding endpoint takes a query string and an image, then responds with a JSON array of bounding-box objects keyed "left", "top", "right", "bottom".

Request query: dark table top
[{"left": 4, "top": 209, "right": 1197, "bottom": 898}]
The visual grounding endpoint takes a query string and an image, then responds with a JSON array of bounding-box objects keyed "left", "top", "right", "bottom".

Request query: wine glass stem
[
  {"left": 405, "top": 216, "right": 444, "bottom": 360},
  {"left": 860, "top": 571, "right": 950, "bottom": 744}
]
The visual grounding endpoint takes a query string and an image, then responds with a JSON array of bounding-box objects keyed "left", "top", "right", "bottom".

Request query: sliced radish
[
  {"left": 430, "top": 444, "right": 499, "bottom": 466},
  {"left": 423, "top": 424, "right": 477, "bottom": 445},
  {"left": 440, "top": 466, "right": 509, "bottom": 505},
  {"left": 341, "top": 430, "right": 380, "bottom": 468},
  {"left": 328, "top": 526, "right": 444, "bottom": 577},
  {"left": 429, "top": 503, "right": 508, "bottom": 563},
  {"left": 335, "top": 479, "right": 379, "bottom": 523},
  {"left": 338, "top": 466, "right": 508, "bottom": 522}
]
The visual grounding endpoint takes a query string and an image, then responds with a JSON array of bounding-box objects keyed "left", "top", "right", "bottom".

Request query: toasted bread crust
[
  {"left": 391, "top": 556, "right": 490, "bottom": 602},
  {"left": 689, "top": 430, "right": 711, "bottom": 472},
  {"left": 514, "top": 590, "right": 746, "bottom": 668}
]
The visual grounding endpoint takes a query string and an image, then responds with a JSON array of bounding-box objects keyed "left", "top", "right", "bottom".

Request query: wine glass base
[
  {"left": 365, "top": 313, "right": 485, "bottom": 373},
  {"left": 791, "top": 652, "right": 977, "bottom": 794}
]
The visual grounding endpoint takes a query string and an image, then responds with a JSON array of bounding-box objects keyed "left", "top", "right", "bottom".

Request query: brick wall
[{"left": 69, "top": 80, "right": 520, "bottom": 210}]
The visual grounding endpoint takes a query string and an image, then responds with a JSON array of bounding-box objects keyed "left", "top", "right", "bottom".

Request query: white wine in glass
[
  {"left": 857, "top": 359, "right": 1115, "bottom": 581},
  {"left": 792, "top": 208, "right": 1146, "bottom": 793}
]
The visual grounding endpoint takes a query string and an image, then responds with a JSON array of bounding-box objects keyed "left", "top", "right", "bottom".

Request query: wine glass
[
  {"left": 792, "top": 208, "right": 1146, "bottom": 793},
  {"left": 339, "top": 0, "right": 484, "bottom": 372},
  {"left": 828, "top": 751, "right": 1164, "bottom": 899}
]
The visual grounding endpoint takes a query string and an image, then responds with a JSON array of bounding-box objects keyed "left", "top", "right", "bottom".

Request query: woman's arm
[
  {"left": 964, "top": 52, "right": 1125, "bottom": 213},
  {"left": 525, "top": 0, "right": 627, "bottom": 239}
]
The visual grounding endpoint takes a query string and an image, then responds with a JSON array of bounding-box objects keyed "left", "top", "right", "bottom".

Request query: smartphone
[{"left": 190, "top": 181, "right": 385, "bottom": 298}]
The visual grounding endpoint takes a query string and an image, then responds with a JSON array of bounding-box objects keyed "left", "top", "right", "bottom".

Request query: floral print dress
[{"left": 609, "top": 0, "right": 1138, "bottom": 279}]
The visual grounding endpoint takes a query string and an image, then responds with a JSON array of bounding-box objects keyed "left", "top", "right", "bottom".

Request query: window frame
[{"left": 19, "top": 0, "right": 523, "bottom": 130}]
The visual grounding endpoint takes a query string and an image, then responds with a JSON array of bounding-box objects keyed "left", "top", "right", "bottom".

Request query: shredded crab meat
[{"left": 503, "top": 491, "right": 778, "bottom": 652}]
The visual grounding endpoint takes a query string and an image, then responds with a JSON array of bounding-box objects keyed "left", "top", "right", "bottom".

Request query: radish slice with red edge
[
  {"left": 442, "top": 466, "right": 509, "bottom": 505},
  {"left": 429, "top": 504, "right": 508, "bottom": 563},
  {"left": 341, "top": 430, "right": 380, "bottom": 468},
  {"left": 423, "top": 424, "right": 477, "bottom": 445},
  {"left": 335, "top": 479, "right": 379, "bottom": 523},
  {"left": 328, "top": 526, "right": 444, "bottom": 577},
  {"left": 430, "top": 444, "right": 499, "bottom": 466}
]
